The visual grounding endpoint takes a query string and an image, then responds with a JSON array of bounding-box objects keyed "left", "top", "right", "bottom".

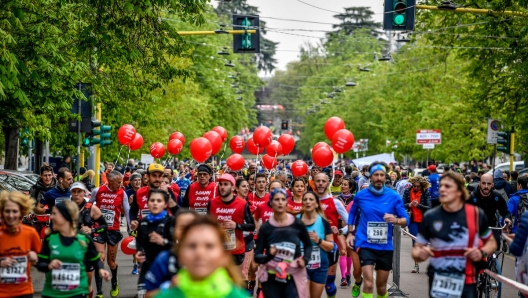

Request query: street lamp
[
  {"left": 217, "top": 48, "right": 230, "bottom": 55},
  {"left": 438, "top": 1, "right": 457, "bottom": 11},
  {"left": 346, "top": 78, "right": 357, "bottom": 87},
  {"left": 359, "top": 66, "right": 370, "bottom": 72},
  {"left": 378, "top": 54, "right": 392, "bottom": 61},
  {"left": 225, "top": 60, "right": 235, "bottom": 67},
  {"left": 396, "top": 33, "right": 411, "bottom": 43}
]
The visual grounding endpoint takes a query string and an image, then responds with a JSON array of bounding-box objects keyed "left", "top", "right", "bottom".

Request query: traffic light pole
[
  {"left": 177, "top": 29, "right": 256, "bottom": 36},
  {"left": 510, "top": 127, "right": 515, "bottom": 172},
  {"left": 416, "top": 5, "right": 528, "bottom": 17},
  {"left": 95, "top": 103, "right": 101, "bottom": 187}
]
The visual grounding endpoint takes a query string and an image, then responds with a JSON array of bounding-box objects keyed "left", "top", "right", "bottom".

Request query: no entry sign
[{"left": 416, "top": 129, "right": 441, "bottom": 144}]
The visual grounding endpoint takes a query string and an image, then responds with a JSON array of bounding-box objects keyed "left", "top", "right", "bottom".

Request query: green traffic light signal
[
  {"left": 497, "top": 131, "right": 510, "bottom": 154},
  {"left": 100, "top": 125, "right": 112, "bottom": 148},
  {"left": 82, "top": 137, "right": 91, "bottom": 147},
  {"left": 241, "top": 17, "right": 252, "bottom": 49},
  {"left": 393, "top": 0, "right": 407, "bottom": 26}
]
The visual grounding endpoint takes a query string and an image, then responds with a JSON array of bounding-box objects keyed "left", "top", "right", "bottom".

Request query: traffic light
[
  {"left": 383, "top": 0, "right": 416, "bottom": 31},
  {"left": 281, "top": 120, "right": 288, "bottom": 130},
  {"left": 100, "top": 124, "right": 112, "bottom": 148},
  {"left": 233, "top": 15, "right": 260, "bottom": 54},
  {"left": 497, "top": 131, "right": 511, "bottom": 154},
  {"left": 89, "top": 120, "right": 102, "bottom": 146}
]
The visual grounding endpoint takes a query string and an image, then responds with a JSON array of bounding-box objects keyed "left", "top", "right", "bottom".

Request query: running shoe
[
  {"left": 411, "top": 264, "right": 419, "bottom": 273},
  {"left": 346, "top": 274, "right": 351, "bottom": 286},
  {"left": 247, "top": 280, "right": 256, "bottom": 296},
  {"left": 95, "top": 294, "right": 104, "bottom": 298},
  {"left": 351, "top": 277, "right": 363, "bottom": 298},
  {"left": 340, "top": 277, "right": 348, "bottom": 288},
  {"left": 131, "top": 263, "right": 139, "bottom": 275},
  {"left": 110, "top": 277, "right": 119, "bottom": 297}
]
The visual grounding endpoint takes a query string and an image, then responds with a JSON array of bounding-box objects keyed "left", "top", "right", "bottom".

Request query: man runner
[
  {"left": 29, "top": 165, "right": 57, "bottom": 206},
  {"left": 247, "top": 173, "right": 270, "bottom": 213},
  {"left": 35, "top": 167, "right": 73, "bottom": 214},
  {"left": 346, "top": 162, "right": 408, "bottom": 298},
  {"left": 90, "top": 170, "right": 131, "bottom": 298},
  {"left": 181, "top": 164, "right": 216, "bottom": 214}
]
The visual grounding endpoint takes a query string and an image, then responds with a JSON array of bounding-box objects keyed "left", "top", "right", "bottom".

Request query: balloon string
[
  {"left": 162, "top": 155, "right": 171, "bottom": 167},
  {"left": 219, "top": 142, "right": 227, "bottom": 162},
  {"left": 126, "top": 147, "right": 131, "bottom": 164},
  {"left": 329, "top": 157, "right": 336, "bottom": 194},
  {"left": 114, "top": 146, "right": 124, "bottom": 166}
]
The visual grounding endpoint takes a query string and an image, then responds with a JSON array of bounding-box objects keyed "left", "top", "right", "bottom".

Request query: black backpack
[{"left": 517, "top": 194, "right": 528, "bottom": 221}]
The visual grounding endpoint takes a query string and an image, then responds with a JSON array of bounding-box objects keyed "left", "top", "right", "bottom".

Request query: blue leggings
[{"left": 408, "top": 221, "right": 420, "bottom": 246}]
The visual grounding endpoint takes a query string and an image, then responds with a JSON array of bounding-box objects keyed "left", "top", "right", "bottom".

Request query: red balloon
[
  {"left": 278, "top": 134, "right": 295, "bottom": 155},
  {"left": 150, "top": 142, "right": 165, "bottom": 158},
  {"left": 261, "top": 154, "right": 277, "bottom": 170},
  {"left": 312, "top": 146, "right": 334, "bottom": 168},
  {"left": 128, "top": 133, "right": 143, "bottom": 151},
  {"left": 226, "top": 154, "right": 245, "bottom": 171},
  {"left": 247, "top": 137, "right": 264, "bottom": 155},
  {"left": 167, "top": 139, "right": 183, "bottom": 155},
  {"left": 312, "top": 142, "right": 330, "bottom": 153},
  {"left": 121, "top": 236, "right": 136, "bottom": 255},
  {"left": 118, "top": 124, "right": 136, "bottom": 145},
  {"left": 190, "top": 137, "right": 212, "bottom": 162},
  {"left": 332, "top": 129, "right": 355, "bottom": 153},
  {"left": 324, "top": 117, "right": 345, "bottom": 140},
  {"left": 212, "top": 126, "right": 228, "bottom": 142},
  {"left": 229, "top": 136, "right": 245, "bottom": 154},
  {"left": 266, "top": 140, "right": 283, "bottom": 157},
  {"left": 291, "top": 160, "right": 308, "bottom": 177},
  {"left": 203, "top": 131, "right": 223, "bottom": 155},
  {"left": 253, "top": 126, "right": 273, "bottom": 147},
  {"left": 169, "top": 132, "right": 185, "bottom": 144}
]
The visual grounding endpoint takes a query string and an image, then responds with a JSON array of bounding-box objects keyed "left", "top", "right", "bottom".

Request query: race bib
[
  {"left": 0, "top": 256, "right": 28, "bottom": 284},
  {"left": 195, "top": 208, "right": 207, "bottom": 215},
  {"left": 430, "top": 272, "right": 464, "bottom": 298},
  {"left": 101, "top": 209, "right": 116, "bottom": 226},
  {"left": 307, "top": 246, "right": 321, "bottom": 269},
  {"left": 224, "top": 229, "right": 236, "bottom": 250},
  {"left": 140, "top": 209, "right": 150, "bottom": 218},
  {"left": 55, "top": 196, "right": 71, "bottom": 204},
  {"left": 52, "top": 263, "right": 80, "bottom": 291},
  {"left": 274, "top": 242, "right": 296, "bottom": 263},
  {"left": 367, "top": 222, "right": 388, "bottom": 244}
]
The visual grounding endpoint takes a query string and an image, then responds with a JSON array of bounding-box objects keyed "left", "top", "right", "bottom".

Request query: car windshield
[
  {"left": 0, "top": 174, "right": 34, "bottom": 191},
  {"left": 22, "top": 174, "right": 39, "bottom": 183}
]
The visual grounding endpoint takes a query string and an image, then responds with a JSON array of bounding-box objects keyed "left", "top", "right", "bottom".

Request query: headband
[
  {"left": 197, "top": 164, "right": 212, "bottom": 174},
  {"left": 369, "top": 164, "right": 386, "bottom": 176},
  {"left": 55, "top": 202, "right": 73, "bottom": 227}
]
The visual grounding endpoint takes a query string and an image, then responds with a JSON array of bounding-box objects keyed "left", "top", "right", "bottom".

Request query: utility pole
[
  {"left": 95, "top": 103, "right": 101, "bottom": 187},
  {"left": 510, "top": 126, "right": 515, "bottom": 172}
]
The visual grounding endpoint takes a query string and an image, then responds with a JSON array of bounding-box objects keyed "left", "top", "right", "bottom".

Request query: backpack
[
  {"left": 496, "top": 187, "right": 509, "bottom": 202},
  {"left": 518, "top": 194, "right": 528, "bottom": 221}
]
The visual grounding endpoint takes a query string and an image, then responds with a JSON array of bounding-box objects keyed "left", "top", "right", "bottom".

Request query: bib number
[
  {"left": 224, "top": 229, "right": 237, "bottom": 250},
  {"left": 307, "top": 246, "right": 321, "bottom": 269},
  {"left": 0, "top": 256, "right": 28, "bottom": 284},
  {"left": 140, "top": 209, "right": 150, "bottom": 219},
  {"left": 55, "top": 196, "right": 71, "bottom": 204},
  {"left": 195, "top": 208, "right": 207, "bottom": 215},
  {"left": 367, "top": 222, "right": 388, "bottom": 244},
  {"left": 274, "top": 242, "right": 296, "bottom": 263},
  {"left": 101, "top": 209, "right": 116, "bottom": 226},
  {"left": 430, "top": 273, "right": 464, "bottom": 298},
  {"left": 52, "top": 263, "right": 80, "bottom": 291}
]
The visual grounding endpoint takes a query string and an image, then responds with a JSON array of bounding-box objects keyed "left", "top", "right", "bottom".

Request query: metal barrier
[{"left": 388, "top": 225, "right": 408, "bottom": 297}]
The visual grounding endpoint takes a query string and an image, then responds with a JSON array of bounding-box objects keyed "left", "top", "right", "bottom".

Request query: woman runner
[{"left": 288, "top": 178, "right": 306, "bottom": 215}]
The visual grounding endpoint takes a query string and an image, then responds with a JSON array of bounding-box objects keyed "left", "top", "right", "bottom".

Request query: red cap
[
  {"left": 428, "top": 165, "right": 437, "bottom": 171},
  {"left": 217, "top": 173, "right": 236, "bottom": 186},
  {"left": 334, "top": 170, "right": 343, "bottom": 177}
]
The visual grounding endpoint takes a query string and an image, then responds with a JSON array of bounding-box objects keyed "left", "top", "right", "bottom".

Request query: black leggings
[
  {"left": 43, "top": 295, "right": 86, "bottom": 298},
  {"left": 138, "top": 260, "right": 152, "bottom": 291},
  {"left": 261, "top": 275, "right": 298, "bottom": 298}
]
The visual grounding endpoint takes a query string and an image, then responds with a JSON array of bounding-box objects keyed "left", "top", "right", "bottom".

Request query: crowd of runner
[{"left": 1, "top": 158, "right": 527, "bottom": 298}]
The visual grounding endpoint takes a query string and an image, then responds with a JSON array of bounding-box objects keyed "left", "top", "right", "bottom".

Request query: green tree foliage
[{"left": 330, "top": 7, "right": 382, "bottom": 37}]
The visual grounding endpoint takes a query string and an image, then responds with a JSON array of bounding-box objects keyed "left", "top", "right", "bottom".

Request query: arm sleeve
[
  {"left": 37, "top": 237, "right": 51, "bottom": 272},
  {"left": 238, "top": 203, "right": 255, "bottom": 231},
  {"left": 85, "top": 237, "right": 104, "bottom": 271},
  {"left": 122, "top": 194, "right": 131, "bottom": 230},
  {"left": 510, "top": 212, "right": 528, "bottom": 256},
  {"left": 129, "top": 194, "right": 139, "bottom": 222},
  {"left": 93, "top": 212, "right": 108, "bottom": 233},
  {"left": 181, "top": 186, "right": 190, "bottom": 208},
  {"left": 508, "top": 196, "right": 519, "bottom": 221},
  {"left": 297, "top": 218, "right": 313, "bottom": 266},
  {"left": 89, "top": 188, "right": 98, "bottom": 203},
  {"left": 253, "top": 223, "right": 274, "bottom": 264}
]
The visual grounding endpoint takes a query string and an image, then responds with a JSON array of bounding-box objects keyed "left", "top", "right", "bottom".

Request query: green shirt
[{"left": 155, "top": 287, "right": 248, "bottom": 298}]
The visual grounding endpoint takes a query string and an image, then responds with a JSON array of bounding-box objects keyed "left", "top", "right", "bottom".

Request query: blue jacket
[
  {"left": 40, "top": 187, "right": 71, "bottom": 212},
  {"left": 510, "top": 212, "right": 528, "bottom": 257},
  {"left": 494, "top": 178, "right": 514, "bottom": 197},
  {"left": 427, "top": 173, "right": 440, "bottom": 199},
  {"left": 144, "top": 250, "right": 179, "bottom": 291},
  {"left": 507, "top": 189, "right": 528, "bottom": 232}
]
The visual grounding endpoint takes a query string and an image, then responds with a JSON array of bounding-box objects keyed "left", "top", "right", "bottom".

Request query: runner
[
  {"left": 247, "top": 173, "right": 270, "bottom": 214},
  {"left": 298, "top": 191, "right": 335, "bottom": 298},
  {"left": 89, "top": 170, "right": 130, "bottom": 298},
  {"left": 313, "top": 172, "right": 349, "bottom": 298},
  {"left": 288, "top": 177, "right": 306, "bottom": 215},
  {"left": 181, "top": 164, "right": 216, "bottom": 215},
  {"left": 254, "top": 188, "right": 312, "bottom": 298},
  {"left": 71, "top": 182, "right": 107, "bottom": 298},
  {"left": 336, "top": 178, "right": 355, "bottom": 208},
  {"left": 35, "top": 167, "right": 73, "bottom": 214},
  {"left": 335, "top": 178, "right": 355, "bottom": 288},
  {"left": 207, "top": 174, "right": 255, "bottom": 268},
  {"left": 144, "top": 209, "right": 199, "bottom": 298},
  {"left": 135, "top": 189, "right": 175, "bottom": 298},
  {"left": 125, "top": 173, "right": 142, "bottom": 275},
  {"left": 402, "top": 176, "right": 432, "bottom": 273},
  {"left": 29, "top": 165, "right": 57, "bottom": 206},
  {"left": 0, "top": 191, "right": 42, "bottom": 298},
  {"left": 412, "top": 171, "right": 497, "bottom": 298},
  {"left": 346, "top": 162, "right": 409, "bottom": 298},
  {"left": 154, "top": 216, "right": 248, "bottom": 298},
  {"left": 37, "top": 201, "right": 111, "bottom": 298}
]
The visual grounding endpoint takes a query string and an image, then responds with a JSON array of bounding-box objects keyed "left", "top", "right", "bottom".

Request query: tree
[{"left": 330, "top": 7, "right": 382, "bottom": 37}]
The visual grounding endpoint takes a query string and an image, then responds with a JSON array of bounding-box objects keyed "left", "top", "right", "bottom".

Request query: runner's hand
[
  {"left": 308, "top": 231, "right": 319, "bottom": 243},
  {"left": 99, "top": 269, "right": 111, "bottom": 281},
  {"left": 383, "top": 213, "right": 397, "bottom": 224},
  {"left": 414, "top": 245, "right": 434, "bottom": 261},
  {"left": 28, "top": 251, "right": 38, "bottom": 263},
  {"left": 464, "top": 247, "right": 483, "bottom": 262},
  {"left": 48, "top": 259, "right": 62, "bottom": 270},
  {"left": 80, "top": 225, "right": 92, "bottom": 234},
  {"left": 298, "top": 258, "right": 305, "bottom": 268},
  {"left": 346, "top": 234, "right": 355, "bottom": 249},
  {"left": 149, "top": 232, "right": 164, "bottom": 245},
  {"left": 130, "top": 220, "right": 138, "bottom": 230},
  {"left": 0, "top": 257, "right": 15, "bottom": 268},
  {"left": 330, "top": 226, "right": 339, "bottom": 234},
  {"left": 135, "top": 251, "right": 146, "bottom": 263},
  {"left": 222, "top": 220, "right": 236, "bottom": 229},
  {"left": 269, "top": 245, "right": 277, "bottom": 256},
  {"left": 504, "top": 218, "right": 512, "bottom": 227}
]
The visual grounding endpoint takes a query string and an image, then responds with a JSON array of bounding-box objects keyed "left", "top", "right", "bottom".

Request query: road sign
[
  {"left": 416, "top": 129, "right": 441, "bottom": 144},
  {"left": 423, "top": 144, "right": 435, "bottom": 149},
  {"left": 487, "top": 118, "right": 501, "bottom": 144},
  {"left": 352, "top": 139, "right": 369, "bottom": 152}
]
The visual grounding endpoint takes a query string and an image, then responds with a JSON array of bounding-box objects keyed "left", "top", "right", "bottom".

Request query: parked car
[
  {"left": 487, "top": 161, "right": 525, "bottom": 175},
  {"left": 0, "top": 172, "right": 34, "bottom": 194},
  {"left": 0, "top": 179, "right": 18, "bottom": 192},
  {"left": 412, "top": 168, "right": 425, "bottom": 177},
  {"left": 0, "top": 169, "right": 39, "bottom": 184},
  {"left": 517, "top": 167, "right": 528, "bottom": 177}
]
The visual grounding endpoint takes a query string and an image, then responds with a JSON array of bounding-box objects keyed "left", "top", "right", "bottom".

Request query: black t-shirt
[
  {"left": 467, "top": 189, "right": 511, "bottom": 227},
  {"left": 417, "top": 205, "right": 492, "bottom": 284}
]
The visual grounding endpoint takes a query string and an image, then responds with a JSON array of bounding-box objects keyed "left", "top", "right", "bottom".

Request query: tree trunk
[{"left": 3, "top": 126, "right": 20, "bottom": 170}]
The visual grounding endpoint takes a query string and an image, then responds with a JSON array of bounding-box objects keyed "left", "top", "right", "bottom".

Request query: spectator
[
  {"left": 464, "top": 175, "right": 471, "bottom": 187},
  {"left": 470, "top": 159, "right": 478, "bottom": 173},
  {"left": 494, "top": 168, "right": 513, "bottom": 201},
  {"left": 511, "top": 171, "right": 519, "bottom": 192}
]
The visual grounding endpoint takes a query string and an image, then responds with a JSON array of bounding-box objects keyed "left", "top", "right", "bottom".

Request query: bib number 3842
[
  {"left": 367, "top": 222, "right": 388, "bottom": 244},
  {"left": 430, "top": 272, "right": 464, "bottom": 298},
  {"left": 52, "top": 263, "right": 80, "bottom": 291}
]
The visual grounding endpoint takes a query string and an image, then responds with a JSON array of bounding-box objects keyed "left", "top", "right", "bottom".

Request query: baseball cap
[
  {"left": 70, "top": 182, "right": 88, "bottom": 192},
  {"left": 217, "top": 174, "right": 236, "bottom": 186},
  {"left": 334, "top": 170, "right": 343, "bottom": 177},
  {"left": 427, "top": 165, "right": 436, "bottom": 171},
  {"left": 148, "top": 163, "right": 165, "bottom": 173}
]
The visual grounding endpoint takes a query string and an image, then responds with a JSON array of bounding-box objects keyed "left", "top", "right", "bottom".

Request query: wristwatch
[
  {"left": 163, "top": 238, "right": 169, "bottom": 245},
  {"left": 480, "top": 249, "right": 488, "bottom": 259},
  {"left": 317, "top": 238, "right": 323, "bottom": 245}
]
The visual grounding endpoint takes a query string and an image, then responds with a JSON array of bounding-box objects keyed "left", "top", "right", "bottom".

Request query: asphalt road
[{"left": 30, "top": 229, "right": 521, "bottom": 298}]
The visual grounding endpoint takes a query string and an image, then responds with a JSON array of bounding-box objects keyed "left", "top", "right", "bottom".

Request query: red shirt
[
  {"left": 209, "top": 197, "right": 247, "bottom": 255},
  {"left": 186, "top": 182, "right": 217, "bottom": 214},
  {"left": 287, "top": 198, "right": 303, "bottom": 215},
  {"left": 95, "top": 185, "right": 125, "bottom": 230},
  {"left": 247, "top": 192, "right": 269, "bottom": 214}
]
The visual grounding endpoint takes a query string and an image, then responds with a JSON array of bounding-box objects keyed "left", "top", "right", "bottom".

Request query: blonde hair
[
  {"left": 81, "top": 170, "right": 95, "bottom": 181},
  {"left": 0, "top": 191, "right": 35, "bottom": 218},
  {"left": 408, "top": 176, "right": 431, "bottom": 191},
  {"left": 62, "top": 200, "right": 79, "bottom": 229}
]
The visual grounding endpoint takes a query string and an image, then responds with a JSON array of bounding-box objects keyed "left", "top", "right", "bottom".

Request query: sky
[{"left": 242, "top": 0, "right": 386, "bottom": 75}]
